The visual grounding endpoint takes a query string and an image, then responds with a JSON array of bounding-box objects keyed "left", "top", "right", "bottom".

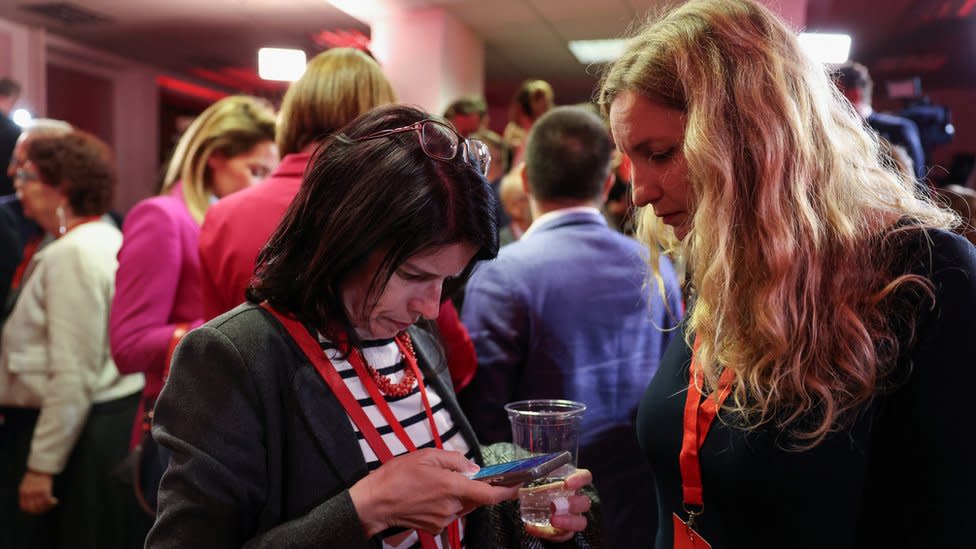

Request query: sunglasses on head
[{"left": 351, "top": 119, "right": 491, "bottom": 177}]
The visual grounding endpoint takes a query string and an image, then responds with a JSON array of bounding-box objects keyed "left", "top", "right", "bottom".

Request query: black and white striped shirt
[{"left": 318, "top": 334, "right": 473, "bottom": 549}]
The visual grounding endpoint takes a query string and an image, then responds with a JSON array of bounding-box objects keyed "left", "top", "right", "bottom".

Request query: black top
[
  {"left": 637, "top": 228, "right": 976, "bottom": 549},
  {"left": 0, "top": 113, "right": 20, "bottom": 196}
]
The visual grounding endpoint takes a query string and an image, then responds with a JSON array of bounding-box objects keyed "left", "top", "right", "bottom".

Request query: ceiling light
[
  {"left": 258, "top": 48, "right": 307, "bottom": 81},
  {"left": 12, "top": 108, "right": 32, "bottom": 127},
  {"left": 568, "top": 39, "right": 628, "bottom": 64},
  {"left": 798, "top": 32, "right": 851, "bottom": 64}
]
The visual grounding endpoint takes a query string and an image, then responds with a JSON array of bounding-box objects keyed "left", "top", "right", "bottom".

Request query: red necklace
[{"left": 359, "top": 333, "right": 418, "bottom": 398}]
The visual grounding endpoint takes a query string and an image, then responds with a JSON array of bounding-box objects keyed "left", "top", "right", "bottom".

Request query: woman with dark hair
[
  {"left": 1, "top": 131, "right": 144, "bottom": 548},
  {"left": 146, "top": 105, "right": 594, "bottom": 548}
]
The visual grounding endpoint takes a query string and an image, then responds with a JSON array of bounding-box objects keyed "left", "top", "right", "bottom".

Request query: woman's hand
[
  {"left": 523, "top": 468, "right": 593, "bottom": 543},
  {"left": 349, "top": 448, "right": 520, "bottom": 537},
  {"left": 19, "top": 470, "right": 58, "bottom": 515}
]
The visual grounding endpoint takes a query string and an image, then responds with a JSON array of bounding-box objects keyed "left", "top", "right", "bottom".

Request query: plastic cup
[{"left": 505, "top": 399, "right": 586, "bottom": 528}]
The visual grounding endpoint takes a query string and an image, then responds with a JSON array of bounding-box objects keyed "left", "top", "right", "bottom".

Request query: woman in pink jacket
[{"left": 109, "top": 96, "right": 276, "bottom": 505}]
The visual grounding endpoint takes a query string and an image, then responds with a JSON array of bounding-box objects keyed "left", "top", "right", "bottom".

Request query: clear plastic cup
[{"left": 505, "top": 399, "right": 586, "bottom": 528}]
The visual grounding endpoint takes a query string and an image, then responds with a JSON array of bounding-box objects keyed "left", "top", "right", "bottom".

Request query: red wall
[{"left": 46, "top": 64, "right": 114, "bottom": 145}]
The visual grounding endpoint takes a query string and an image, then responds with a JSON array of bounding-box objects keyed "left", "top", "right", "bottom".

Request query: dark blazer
[
  {"left": 0, "top": 114, "right": 20, "bottom": 196},
  {"left": 146, "top": 303, "right": 484, "bottom": 548},
  {"left": 867, "top": 111, "right": 926, "bottom": 181}
]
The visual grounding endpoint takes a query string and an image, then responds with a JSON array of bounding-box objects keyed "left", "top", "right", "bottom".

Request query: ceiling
[{"left": 1, "top": 0, "right": 974, "bottom": 104}]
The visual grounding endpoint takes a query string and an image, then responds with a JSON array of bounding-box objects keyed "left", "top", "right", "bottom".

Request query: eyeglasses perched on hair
[{"left": 350, "top": 120, "right": 491, "bottom": 177}]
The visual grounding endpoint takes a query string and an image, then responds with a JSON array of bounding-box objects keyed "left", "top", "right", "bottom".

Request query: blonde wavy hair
[
  {"left": 276, "top": 48, "right": 395, "bottom": 156},
  {"left": 598, "top": 0, "right": 958, "bottom": 447},
  {"left": 161, "top": 95, "right": 276, "bottom": 224}
]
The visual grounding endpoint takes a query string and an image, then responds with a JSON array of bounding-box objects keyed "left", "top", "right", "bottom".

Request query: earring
[{"left": 57, "top": 205, "right": 66, "bottom": 236}]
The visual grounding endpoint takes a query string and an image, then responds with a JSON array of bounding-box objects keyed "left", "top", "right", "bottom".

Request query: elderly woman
[
  {"left": 0, "top": 131, "right": 144, "bottom": 548},
  {"left": 600, "top": 0, "right": 976, "bottom": 547},
  {"left": 147, "top": 104, "right": 596, "bottom": 548}
]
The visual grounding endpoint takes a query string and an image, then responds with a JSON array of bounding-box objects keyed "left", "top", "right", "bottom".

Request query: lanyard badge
[{"left": 675, "top": 338, "right": 734, "bottom": 549}]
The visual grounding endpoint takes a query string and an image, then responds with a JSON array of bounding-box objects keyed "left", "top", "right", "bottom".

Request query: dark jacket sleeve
[
  {"left": 145, "top": 325, "right": 370, "bottom": 549},
  {"left": 887, "top": 232, "right": 976, "bottom": 546}
]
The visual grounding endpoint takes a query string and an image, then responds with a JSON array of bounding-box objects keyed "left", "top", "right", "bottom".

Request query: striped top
[{"left": 318, "top": 334, "right": 473, "bottom": 549}]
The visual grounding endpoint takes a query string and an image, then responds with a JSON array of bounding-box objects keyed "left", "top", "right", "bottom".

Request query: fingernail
[{"left": 550, "top": 496, "right": 570, "bottom": 515}]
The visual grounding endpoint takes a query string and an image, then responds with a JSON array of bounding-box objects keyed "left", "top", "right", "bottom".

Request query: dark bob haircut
[
  {"left": 248, "top": 104, "right": 499, "bottom": 348},
  {"left": 26, "top": 130, "right": 116, "bottom": 216}
]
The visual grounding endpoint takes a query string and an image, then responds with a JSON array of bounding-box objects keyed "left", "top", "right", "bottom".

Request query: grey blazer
[{"left": 145, "top": 303, "right": 484, "bottom": 548}]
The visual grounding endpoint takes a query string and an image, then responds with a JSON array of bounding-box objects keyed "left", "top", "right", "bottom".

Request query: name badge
[{"left": 673, "top": 513, "right": 712, "bottom": 549}]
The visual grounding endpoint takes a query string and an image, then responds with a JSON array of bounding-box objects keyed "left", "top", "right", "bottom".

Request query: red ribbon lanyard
[
  {"left": 345, "top": 339, "right": 447, "bottom": 454},
  {"left": 262, "top": 304, "right": 460, "bottom": 549},
  {"left": 679, "top": 338, "right": 735, "bottom": 510}
]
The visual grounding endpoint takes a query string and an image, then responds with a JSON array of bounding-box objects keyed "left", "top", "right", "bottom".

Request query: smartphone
[{"left": 467, "top": 451, "right": 572, "bottom": 487}]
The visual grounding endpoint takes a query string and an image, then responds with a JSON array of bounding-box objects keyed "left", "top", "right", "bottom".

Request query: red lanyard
[
  {"left": 679, "top": 338, "right": 735, "bottom": 519},
  {"left": 263, "top": 304, "right": 461, "bottom": 549}
]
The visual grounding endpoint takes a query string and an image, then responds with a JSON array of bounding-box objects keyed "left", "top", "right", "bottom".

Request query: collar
[
  {"left": 272, "top": 152, "right": 312, "bottom": 178},
  {"left": 521, "top": 206, "right": 606, "bottom": 240}
]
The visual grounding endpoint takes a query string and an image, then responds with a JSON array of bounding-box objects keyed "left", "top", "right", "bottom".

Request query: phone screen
[{"left": 467, "top": 451, "right": 570, "bottom": 486}]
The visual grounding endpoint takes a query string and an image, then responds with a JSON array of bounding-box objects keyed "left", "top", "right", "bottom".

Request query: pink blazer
[{"left": 110, "top": 183, "right": 204, "bottom": 433}]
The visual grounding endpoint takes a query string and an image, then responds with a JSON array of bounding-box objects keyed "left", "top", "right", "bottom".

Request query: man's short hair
[
  {"left": 524, "top": 106, "right": 612, "bottom": 202},
  {"left": 833, "top": 62, "right": 872, "bottom": 95},
  {"left": 443, "top": 96, "right": 487, "bottom": 119},
  {"left": 0, "top": 77, "right": 21, "bottom": 99}
]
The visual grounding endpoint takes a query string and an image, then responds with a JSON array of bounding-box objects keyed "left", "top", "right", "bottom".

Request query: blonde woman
[
  {"left": 109, "top": 95, "right": 276, "bottom": 513},
  {"left": 199, "top": 48, "right": 395, "bottom": 319},
  {"left": 599, "top": 0, "right": 976, "bottom": 547}
]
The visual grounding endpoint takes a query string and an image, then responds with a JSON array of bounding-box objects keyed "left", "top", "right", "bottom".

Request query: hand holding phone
[{"left": 467, "top": 451, "right": 572, "bottom": 487}]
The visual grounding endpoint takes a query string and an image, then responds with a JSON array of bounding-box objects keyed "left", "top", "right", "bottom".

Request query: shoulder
[
  {"left": 39, "top": 223, "right": 120, "bottom": 277},
  {"left": 125, "top": 195, "right": 191, "bottom": 230},
  {"left": 0, "top": 115, "right": 19, "bottom": 138},
  {"left": 185, "top": 304, "right": 307, "bottom": 375},
  {"left": 869, "top": 112, "right": 918, "bottom": 133},
  {"left": 58, "top": 222, "right": 121, "bottom": 254},
  {"left": 203, "top": 175, "right": 296, "bottom": 232},
  {"left": 899, "top": 227, "right": 976, "bottom": 277},
  {"left": 204, "top": 302, "right": 288, "bottom": 343},
  {"left": 894, "top": 228, "right": 976, "bottom": 331}
]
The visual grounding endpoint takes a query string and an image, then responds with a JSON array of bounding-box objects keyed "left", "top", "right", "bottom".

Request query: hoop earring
[{"left": 57, "top": 205, "right": 66, "bottom": 236}]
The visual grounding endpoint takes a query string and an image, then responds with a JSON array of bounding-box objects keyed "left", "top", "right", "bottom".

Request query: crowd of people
[{"left": 0, "top": 0, "right": 974, "bottom": 547}]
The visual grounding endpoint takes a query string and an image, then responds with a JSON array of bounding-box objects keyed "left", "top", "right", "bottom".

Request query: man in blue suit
[
  {"left": 834, "top": 62, "right": 928, "bottom": 184},
  {"left": 460, "top": 106, "right": 683, "bottom": 547}
]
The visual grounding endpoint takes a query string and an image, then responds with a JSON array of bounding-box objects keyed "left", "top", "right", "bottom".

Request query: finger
[
  {"left": 456, "top": 476, "right": 520, "bottom": 507},
  {"left": 523, "top": 522, "right": 575, "bottom": 543},
  {"left": 420, "top": 448, "right": 480, "bottom": 473},
  {"left": 550, "top": 494, "right": 591, "bottom": 516},
  {"left": 21, "top": 497, "right": 46, "bottom": 515},
  {"left": 562, "top": 468, "right": 592, "bottom": 490},
  {"left": 549, "top": 512, "right": 588, "bottom": 534}
]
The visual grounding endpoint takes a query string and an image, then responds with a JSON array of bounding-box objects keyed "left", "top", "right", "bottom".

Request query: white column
[
  {"left": 368, "top": 7, "right": 485, "bottom": 116},
  {"left": 0, "top": 17, "right": 47, "bottom": 117}
]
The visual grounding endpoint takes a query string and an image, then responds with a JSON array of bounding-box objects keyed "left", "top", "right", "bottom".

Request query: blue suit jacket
[
  {"left": 460, "top": 209, "right": 682, "bottom": 546},
  {"left": 868, "top": 111, "right": 926, "bottom": 182}
]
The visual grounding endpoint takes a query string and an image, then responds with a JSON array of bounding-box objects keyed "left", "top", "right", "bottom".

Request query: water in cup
[
  {"left": 505, "top": 400, "right": 586, "bottom": 528},
  {"left": 517, "top": 465, "right": 575, "bottom": 527}
]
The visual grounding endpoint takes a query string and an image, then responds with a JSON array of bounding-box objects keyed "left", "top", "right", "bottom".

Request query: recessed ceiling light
[
  {"left": 568, "top": 39, "right": 628, "bottom": 64},
  {"left": 12, "top": 108, "right": 32, "bottom": 127},
  {"left": 258, "top": 48, "right": 307, "bottom": 82},
  {"left": 798, "top": 32, "right": 851, "bottom": 64}
]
